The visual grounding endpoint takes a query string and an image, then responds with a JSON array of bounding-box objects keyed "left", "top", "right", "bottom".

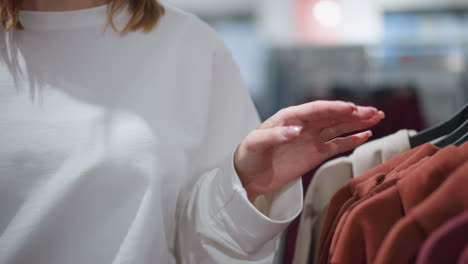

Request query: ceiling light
[{"left": 313, "top": 0, "right": 342, "bottom": 27}]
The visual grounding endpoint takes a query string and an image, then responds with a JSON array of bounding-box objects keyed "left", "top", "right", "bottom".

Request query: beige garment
[{"left": 293, "top": 129, "right": 415, "bottom": 264}]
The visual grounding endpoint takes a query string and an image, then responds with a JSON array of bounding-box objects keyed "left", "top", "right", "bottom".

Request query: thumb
[{"left": 243, "top": 125, "right": 303, "bottom": 152}]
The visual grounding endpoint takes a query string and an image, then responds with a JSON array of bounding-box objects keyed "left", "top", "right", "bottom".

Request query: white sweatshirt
[{"left": 0, "top": 4, "right": 302, "bottom": 264}]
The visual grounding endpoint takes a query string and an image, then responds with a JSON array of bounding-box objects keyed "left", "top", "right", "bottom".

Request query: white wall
[
  {"left": 258, "top": 0, "right": 468, "bottom": 45},
  {"left": 163, "top": 0, "right": 254, "bottom": 16},
  {"left": 256, "top": 0, "right": 295, "bottom": 46},
  {"left": 340, "top": 0, "right": 382, "bottom": 45},
  {"left": 167, "top": 0, "right": 468, "bottom": 15},
  {"left": 255, "top": 0, "right": 383, "bottom": 45},
  {"left": 379, "top": 0, "right": 468, "bottom": 10},
  {"left": 164, "top": 0, "right": 467, "bottom": 45}
]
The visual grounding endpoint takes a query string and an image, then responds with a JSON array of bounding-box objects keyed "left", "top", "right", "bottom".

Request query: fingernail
[
  {"left": 289, "top": 125, "right": 303, "bottom": 135},
  {"left": 284, "top": 125, "right": 302, "bottom": 139},
  {"left": 366, "top": 131, "right": 373, "bottom": 137},
  {"left": 348, "top": 102, "right": 357, "bottom": 108},
  {"left": 378, "top": 111, "right": 385, "bottom": 119}
]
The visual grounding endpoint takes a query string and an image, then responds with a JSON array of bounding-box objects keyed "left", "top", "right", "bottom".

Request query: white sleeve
[{"left": 175, "top": 27, "right": 303, "bottom": 264}]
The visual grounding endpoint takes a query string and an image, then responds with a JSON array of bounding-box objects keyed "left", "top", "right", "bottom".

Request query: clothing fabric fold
[
  {"left": 316, "top": 143, "right": 424, "bottom": 264},
  {"left": 330, "top": 144, "right": 468, "bottom": 264},
  {"left": 375, "top": 158, "right": 468, "bottom": 264},
  {"left": 294, "top": 129, "right": 415, "bottom": 264},
  {"left": 310, "top": 141, "right": 468, "bottom": 264},
  {"left": 416, "top": 210, "right": 468, "bottom": 264},
  {"left": 0, "top": 4, "right": 302, "bottom": 264}
]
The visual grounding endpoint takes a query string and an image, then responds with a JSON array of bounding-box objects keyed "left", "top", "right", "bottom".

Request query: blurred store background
[
  {"left": 163, "top": 0, "right": 467, "bottom": 262},
  {"left": 165, "top": 0, "right": 467, "bottom": 133}
]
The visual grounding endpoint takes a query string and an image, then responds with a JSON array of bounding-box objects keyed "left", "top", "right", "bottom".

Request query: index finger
[{"left": 288, "top": 100, "right": 378, "bottom": 122}]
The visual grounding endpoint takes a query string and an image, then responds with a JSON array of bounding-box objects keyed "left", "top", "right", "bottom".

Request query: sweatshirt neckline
[{"left": 19, "top": 4, "right": 126, "bottom": 31}]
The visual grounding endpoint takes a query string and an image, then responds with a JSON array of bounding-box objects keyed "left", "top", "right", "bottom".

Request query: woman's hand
[{"left": 234, "top": 100, "right": 385, "bottom": 202}]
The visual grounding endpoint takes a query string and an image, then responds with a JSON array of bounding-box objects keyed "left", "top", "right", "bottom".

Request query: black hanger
[
  {"left": 409, "top": 102, "right": 468, "bottom": 148},
  {"left": 434, "top": 119, "right": 468, "bottom": 148},
  {"left": 454, "top": 127, "right": 468, "bottom": 146}
]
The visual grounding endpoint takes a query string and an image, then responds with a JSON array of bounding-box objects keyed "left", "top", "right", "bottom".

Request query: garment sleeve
[{"left": 175, "top": 23, "right": 303, "bottom": 264}]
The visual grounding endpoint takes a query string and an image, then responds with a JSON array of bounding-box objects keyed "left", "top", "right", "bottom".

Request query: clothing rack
[{"left": 292, "top": 101, "right": 468, "bottom": 264}]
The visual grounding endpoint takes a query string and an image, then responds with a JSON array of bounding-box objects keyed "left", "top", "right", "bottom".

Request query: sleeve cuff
[{"left": 212, "top": 152, "right": 303, "bottom": 253}]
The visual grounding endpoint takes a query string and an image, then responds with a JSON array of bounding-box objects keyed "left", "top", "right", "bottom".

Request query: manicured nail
[
  {"left": 348, "top": 102, "right": 357, "bottom": 108},
  {"left": 283, "top": 125, "right": 302, "bottom": 139},
  {"left": 366, "top": 131, "right": 373, "bottom": 137},
  {"left": 289, "top": 125, "right": 303, "bottom": 135},
  {"left": 378, "top": 111, "right": 385, "bottom": 119}
]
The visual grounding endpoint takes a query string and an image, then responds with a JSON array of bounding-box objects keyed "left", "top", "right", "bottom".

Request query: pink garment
[
  {"left": 458, "top": 245, "right": 468, "bottom": 264},
  {"left": 416, "top": 210, "right": 468, "bottom": 264}
]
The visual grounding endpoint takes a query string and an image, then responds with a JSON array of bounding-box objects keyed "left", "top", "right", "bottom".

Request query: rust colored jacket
[
  {"left": 375, "top": 154, "right": 468, "bottom": 264},
  {"left": 330, "top": 144, "right": 468, "bottom": 264},
  {"left": 317, "top": 143, "right": 435, "bottom": 264}
]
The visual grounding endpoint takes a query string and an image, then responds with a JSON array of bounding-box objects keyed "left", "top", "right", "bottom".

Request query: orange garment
[
  {"left": 329, "top": 155, "right": 432, "bottom": 258},
  {"left": 375, "top": 159, "right": 468, "bottom": 264},
  {"left": 317, "top": 144, "right": 434, "bottom": 264},
  {"left": 331, "top": 143, "right": 468, "bottom": 264},
  {"left": 328, "top": 146, "right": 438, "bottom": 257}
]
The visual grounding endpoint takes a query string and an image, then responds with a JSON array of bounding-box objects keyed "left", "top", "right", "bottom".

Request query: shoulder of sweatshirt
[{"left": 157, "top": 4, "right": 225, "bottom": 51}]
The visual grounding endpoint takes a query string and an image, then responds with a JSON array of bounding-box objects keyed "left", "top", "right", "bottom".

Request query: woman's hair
[{"left": 0, "top": 0, "right": 165, "bottom": 34}]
